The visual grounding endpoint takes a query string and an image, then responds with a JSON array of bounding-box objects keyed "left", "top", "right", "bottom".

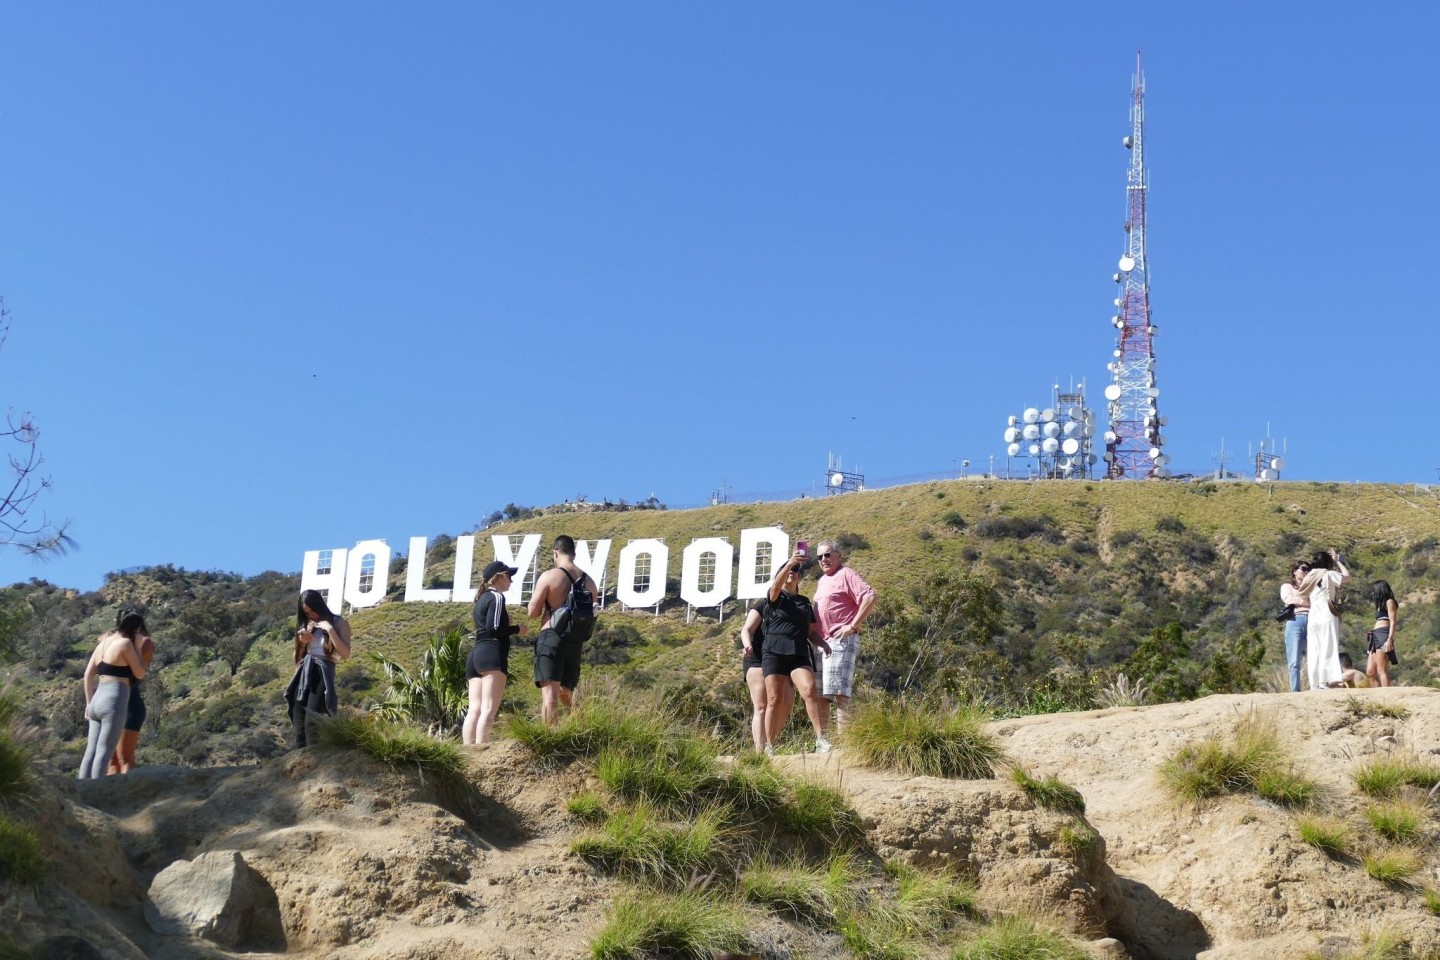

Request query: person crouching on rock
[
  {"left": 79, "top": 610, "right": 150, "bottom": 779},
  {"left": 464, "top": 561, "right": 527, "bottom": 745},
  {"left": 285, "top": 589, "right": 352, "bottom": 748}
]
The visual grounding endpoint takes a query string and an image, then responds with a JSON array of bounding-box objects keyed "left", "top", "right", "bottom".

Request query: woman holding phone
[{"left": 284, "top": 589, "right": 352, "bottom": 748}]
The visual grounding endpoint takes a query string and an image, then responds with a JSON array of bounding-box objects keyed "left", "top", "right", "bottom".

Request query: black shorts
[
  {"left": 123, "top": 684, "right": 147, "bottom": 733},
  {"left": 743, "top": 645, "right": 762, "bottom": 677},
  {"left": 762, "top": 650, "right": 815, "bottom": 678},
  {"left": 466, "top": 640, "right": 509, "bottom": 680},
  {"left": 534, "top": 628, "right": 582, "bottom": 691}
]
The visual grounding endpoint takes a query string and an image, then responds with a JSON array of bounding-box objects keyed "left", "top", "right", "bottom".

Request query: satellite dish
[
  {"left": 830, "top": 472, "right": 844, "bottom": 487},
  {"left": 1259, "top": 468, "right": 1273, "bottom": 481},
  {"left": 1028, "top": 443, "right": 1041, "bottom": 456},
  {"left": 1062, "top": 421, "right": 1078, "bottom": 437},
  {"left": 1113, "top": 273, "right": 1122, "bottom": 283},
  {"left": 1007, "top": 443, "right": 1021, "bottom": 457},
  {"left": 1062, "top": 438, "right": 1080, "bottom": 455},
  {"left": 1066, "top": 406, "right": 1080, "bottom": 419},
  {"left": 1022, "top": 424, "right": 1040, "bottom": 441},
  {"left": 1003, "top": 427, "right": 1021, "bottom": 443},
  {"left": 1088, "top": 453, "right": 1099, "bottom": 465},
  {"left": 1113, "top": 298, "right": 1123, "bottom": 307},
  {"left": 1060, "top": 461, "right": 1074, "bottom": 474},
  {"left": 1007, "top": 415, "right": 1018, "bottom": 426},
  {"left": 1023, "top": 407, "right": 1040, "bottom": 424},
  {"left": 1146, "top": 387, "right": 1160, "bottom": 398},
  {"left": 1123, "top": 135, "right": 1133, "bottom": 149},
  {"left": 1118, "top": 255, "right": 1136, "bottom": 272},
  {"left": 1104, "top": 430, "right": 1118, "bottom": 444},
  {"left": 1080, "top": 422, "right": 1093, "bottom": 437},
  {"left": 1155, "top": 467, "right": 1171, "bottom": 479},
  {"left": 1104, "top": 384, "right": 1122, "bottom": 401},
  {"left": 1149, "top": 447, "right": 1162, "bottom": 460},
  {"left": 1271, "top": 457, "right": 1285, "bottom": 471},
  {"left": 1113, "top": 349, "right": 1122, "bottom": 358},
  {"left": 1159, "top": 416, "right": 1167, "bottom": 426},
  {"left": 1155, "top": 454, "right": 1169, "bottom": 467},
  {"left": 1102, "top": 451, "right": 1115, "bottom": 462},
  {"left": 1149, "top": 326, "right": 1159, "bottom": 335},
  {"left": 1042, "top": 422, "right": 1061, "bottom": 439},
  {"left": 1039, "top": 408, "right": 1055, "bottom": 422},
  {"left": 1042, "top": 438, "right": 1060, "bottom": 454},
  {"left": 1113, "top": 318, "right": 1124, "bottom": 329}
]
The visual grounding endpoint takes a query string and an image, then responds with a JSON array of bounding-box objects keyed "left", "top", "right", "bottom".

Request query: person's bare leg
[
  {"left": 478, "top": 673, "right": 506, "bottom": 743},
  {"left": 745, "top": 668, "right": 767, "bottom": 752},
  {"left": 540, "top": 682, "right": 563, "bottom": 726},
  {"left": 111, "top": 729, "right": 139, "bottom": 775},
  {"left": 833, "top": 694, "right": 852, "bottom": 735},
  {"left": 463, "top": 677, "right": 484, "bottom": 744},
  {"left": 764, "top": 675, "right": 792, "bottom": 746},
  {"left": 792, "top": 670, "right": 827, "bottom": 738}
]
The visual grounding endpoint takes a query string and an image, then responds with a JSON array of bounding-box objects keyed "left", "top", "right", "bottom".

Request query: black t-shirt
[{"left": 757, "top": 592, "right": 815, "bottom": 657}]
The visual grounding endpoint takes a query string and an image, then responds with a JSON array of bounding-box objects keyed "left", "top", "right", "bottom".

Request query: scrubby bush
[{"left": 847, "top": 696, "right": 1002, "bottom": 779}]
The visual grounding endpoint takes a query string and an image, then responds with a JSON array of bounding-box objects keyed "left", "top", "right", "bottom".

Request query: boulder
[{"left": 144, "top": 850, "right": 269, "bottom": 947}]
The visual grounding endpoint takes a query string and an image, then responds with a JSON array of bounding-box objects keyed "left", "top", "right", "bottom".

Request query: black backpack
[{"left": 552, "top": 568, "right": 596, "bottom": 643}]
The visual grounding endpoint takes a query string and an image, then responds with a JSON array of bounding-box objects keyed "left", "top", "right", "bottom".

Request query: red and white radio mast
[{"left": 1102, "top": 53, "right": 1169, "bottom": 479}]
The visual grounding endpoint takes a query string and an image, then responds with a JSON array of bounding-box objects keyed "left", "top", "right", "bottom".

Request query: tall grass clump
[
  {"left": 590, "top": 891, "right": 748, "bottom": 960},
  {"left": 1425, "top": 887, "right": 1440, "bottom": 917},
  {"left": 1302, "top": 927, "right": 1416, "bottom": 960},
  {"left": 838, "top": 910, "right": 921, "bottom": 960},
  {"left": 773, "top": 777, "right": 863, "bottom": 845},
  {"left": 1365, "top": 799, "right": 1426, "bottom": 844},
  {"left": 1344, "top": 696, "right": 1411, "bottom": 721},
  {"left": 0, "top": 819, "right": 42, "bottom": 887},
  {"left": 1352, "top": 754, "right": 1440, "bottom": 798},
  {"left": 1160, "top": 712, "right": 1313, "bottom": 806},
  {"left": 508, "top": 696, "right": 671, "bottom": 766},
  {"left": 847, "top": 697, "right": 1002, "bottom": 779},
  {"left": 0, "top": 689, "right": 36, "bottom": 809},
  {"left": 1361, "top": 848, "right": 1422, "bottom": 886},
  {"left": 950, "top": 914, "right": 1091, "bottom": 960},
  {"left": 890, "top": 863, "right": 980, "bottom": 935},
  {"left": 595, "top": 737, "right": 717, "bottom": 809},
  {"left": 571, "top": 804, "right": 731, "bottom": 885},
  {"left": 316, "top": 713, "right": 479, "bottom": 820},
  {"left": 741, "top": 855, "right": 859, "bottom": 924},
  {"left": 1297, "top": 815, "right": 1352, "bottom": 859},
  {"left": 1011, "top": 767, "right": 1085, "bottom": 815}
]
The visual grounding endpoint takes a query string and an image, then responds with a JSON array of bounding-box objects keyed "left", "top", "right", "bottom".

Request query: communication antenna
[
  {"left": 1253, "top": 425, "right": 1287, "bottom": 482},
  {"left": 824, "top": 452, "right": 865, "bottom": 495},
  {"left": 1103, "top": 52, "right": 1168, "bottom": 479},
  {"left": 1000, "top": 379, "right": 1098, "bottom": 479}
]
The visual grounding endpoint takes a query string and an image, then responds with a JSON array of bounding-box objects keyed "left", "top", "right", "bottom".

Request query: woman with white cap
[{"left": 463, "top": 560, "right": 527, "bottom": 744}]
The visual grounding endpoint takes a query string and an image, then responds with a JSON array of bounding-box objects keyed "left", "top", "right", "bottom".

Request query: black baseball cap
[{"left": 482, "top": 561, "right": 519, "bottom": 580}]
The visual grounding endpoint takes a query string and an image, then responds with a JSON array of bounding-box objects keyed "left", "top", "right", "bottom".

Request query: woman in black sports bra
[
  {"left": 79, "top": 611, "right": 149, "bottom": 779},
  {"left": 1367, "top": 580, "right": 1398, "bottom": 687}
]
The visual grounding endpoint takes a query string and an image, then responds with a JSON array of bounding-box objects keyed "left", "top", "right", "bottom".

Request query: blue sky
[{"left": 2, "top": 2, "right": 1437, "bottom": 590}]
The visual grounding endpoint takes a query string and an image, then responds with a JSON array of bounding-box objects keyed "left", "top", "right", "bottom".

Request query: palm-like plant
[{"left": 370, "top": 627, "right": 470, "bottom": 737}]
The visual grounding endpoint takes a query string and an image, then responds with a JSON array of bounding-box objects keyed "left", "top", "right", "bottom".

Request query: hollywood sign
[{"left": 301, "top": 527, "right": 794, "bottom": 610}]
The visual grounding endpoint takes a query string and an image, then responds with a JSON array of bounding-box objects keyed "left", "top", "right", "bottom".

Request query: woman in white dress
[{"left": 1297, "top": 549, "right": 1350, "bottom": 690}]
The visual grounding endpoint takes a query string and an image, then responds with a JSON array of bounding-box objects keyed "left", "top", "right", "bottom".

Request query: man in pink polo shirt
[{"left": 812, "top": 538, "right": 876, "bottom": 739}]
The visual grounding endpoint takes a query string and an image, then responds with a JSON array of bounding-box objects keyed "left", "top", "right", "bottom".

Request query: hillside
[
  {"left": 8, "top": 688, "right": 1440, "bottom": 959},
  {"left": 3, "top": 478, "right": 1440, "bottom": 772}
]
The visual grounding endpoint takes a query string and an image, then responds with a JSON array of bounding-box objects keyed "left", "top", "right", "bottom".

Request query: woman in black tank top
[{"left": 1367, "top": 580, "right": 1398, "bottom": 687}]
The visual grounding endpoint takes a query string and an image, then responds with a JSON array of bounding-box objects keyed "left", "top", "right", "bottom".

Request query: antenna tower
[{"left": 1102, "top": 53, "right": 1168, "bottom": 479}]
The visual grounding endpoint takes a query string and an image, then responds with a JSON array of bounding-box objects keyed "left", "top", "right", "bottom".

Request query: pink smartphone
[{"left": 797, "top": 541, "right": 809, "bottom": 558}]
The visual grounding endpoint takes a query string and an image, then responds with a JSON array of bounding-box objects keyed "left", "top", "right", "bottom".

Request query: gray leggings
[{"left": 78, "top": 682, "right": 129, "bottom": 779}]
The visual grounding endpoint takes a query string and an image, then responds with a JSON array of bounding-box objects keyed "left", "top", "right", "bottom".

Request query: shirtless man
[{"left": 527, "top": 535, "right": 600, "bottom": 726}]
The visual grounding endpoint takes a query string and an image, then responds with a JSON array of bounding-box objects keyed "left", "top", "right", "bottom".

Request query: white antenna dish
[
  {"left": 1159, "top": 416, "right": 1167, "bottom": 426},
  {"left": 1003, "top": 427, "right": 1021, "bottom": 443},
  {"left": 1042, "top": 422, "right": 1061, "bottom": 439},
  {"left": 1041, "top": 438, "right": 1060, "bottom": 454},
  {"left": 1062, "top": 421, "right": 1078, "bottom": 437},
  {"left": 1022, "top": 424, "right": 1040, "bottom": 441},
  {"left": 1123, "top": 135, "right": 1133, "bottom": 149},
  {"left": 830, "top": 472, "right": 844, "bottom": 487},
  {"left": 1023, "top": 407, "right": 1040, "bottom": 424},
  {"left": 1088, "top": 453, "right": 1098, "bottom": 465},
  {"left": 1007, "top": 442, "right": 1021, "bottom": 457},
  {"left": 1104, "top": 430, "right": 1118, "bottom": 444},
  {"left": 1118, "top": 255, "right": 1136, "bottom": 272},
  {"left": 1066, "top": 406, "right": 1080, "bottom": 419},
  {"left": 1028, "top": 443, "right": 1041, "bottom": 456},
  {"left": 1155, "top": 454, "right": 1169, "bottom": 467},
  {"left": 1149, "top": 447, "right": 1162, "bottom": 460},
  {"left": 1007, "top": 415, "right": 1018, "bottom": 427},
  {"left": 1155, "top": 467, "right": 1171, "bottom": 479},
  {"left": 1271, "top": 457, "right": 1285, "bottom": 471},
  {"left": 1113, "top": 273, "right": 1122, "bottom": 283},
  {"left": 1102, "top": 451, "right": 1115, "bottom": 462},
  {"left": 1104, "top": 384, "right": 1122, "bottom": 401},
  {"left": 1041, "top": 408, "right": 1056, "bottom": 422},
  {"left": 1080, "top": 423, "right": 1093, "bottom": 437},
  {"left": 1146, "top": 387, "right": 1160, "bottom": 398},
  {"left": 1113, "top": 298, "right": 1123, "bottom": 307},
  {"left": 1259, "top": 468, "right": 1273, "bottom": 481},
  {"left": 1062, "top": 438, "right": 1080, "bottom": 455}
]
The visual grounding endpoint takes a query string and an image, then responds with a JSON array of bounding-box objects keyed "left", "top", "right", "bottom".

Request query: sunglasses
[{"left": 819, "top": 551, "right": 836, "bottom": 559}]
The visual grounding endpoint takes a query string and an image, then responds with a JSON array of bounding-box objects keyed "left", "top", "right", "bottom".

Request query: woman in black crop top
[
  {"left": 1367, "top": 580, "right": 1398, "bottom": 687},
  {"left": 79, "top": 611, "right": 149, "bottom": 779}
]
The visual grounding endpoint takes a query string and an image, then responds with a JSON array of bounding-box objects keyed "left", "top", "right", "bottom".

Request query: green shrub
[
  {"left": 1297, "top": 815, "right": 1351, "bottom": 858},
  {"left": 571, "top": 804, "right": 731, "bottom": 885},
  {"left": 774, "top": 778, "right": 863, "bottom": 844},
  {"left": 740, "top": 855, "right": 858, "bottom": 924},
  {"left": 0, "top": 817, "right": 43, "bottom": 887},
  {"left": 370, "top": 627, "right": 469, "bottom": 736},
  {"left": 507, "top": 698, "right": 669, "bottom": 765},
  {"left": 1352, "top": 755, "right": 1440, "bottom": 797},
  {"left": 848, "top": 697, "right": 1002, "bottom": 779},
  {"left": 1362, "top": 848, "right": 1422, "bottom": 886},
  {"left": 595, "top": 739, "right": 716, "bottom": 809},
  {"left": 590, "top": 891, "right": 748, "bottom": 960},
  {"left": 950, "top": 915, "right": 1091, "bottom": 960},
  {"left": 1011, "top": 767, "right": 1085, "bottom": 815},
  {"left": 1160, "top": 712, "right": 1313, "bottom": 806},
  {"left": 1365, "top": 801, "right": 1425, "bottom": 844}
]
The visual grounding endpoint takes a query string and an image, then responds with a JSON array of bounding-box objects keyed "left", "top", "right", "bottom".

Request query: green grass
[
  {"left": 1056, "top": 823, "right": 1101, "bottom": 857},
  {"left": 1159, "top": 711, "right": 1314, "bottom": 806},
  {"left": 590, "top": 891, "right": 749, "bottom": 960},
  {"left": 1297, "top": 815, "right": 1352, "bottom": 858},
  {"left": 1344, "top": 695, "right": 1411, "bottom": 721},
  {"left": 839, "top": 910, "right": 922, "bottom": 960},
  {"left": 571, "top": 804, "right": 731, "bottom": 885},
  {"left": 595, "top": 738, "right": 717, "bottom": 809},
  {"left": 950, "top": 915, "right": 1091, "bottom": 960},
  {"left": 567, "top": 790, "right": 608, "bottom": 822},
  {"left": 1362, "top": 848, "right": 1422, "bottom": 886},
  {"left": 1352, "top": 754, "right": 1440, "bottom": 797},
  {"left": 1300, "top": 927, "right": 1417, "bottom": 960},
  {"left": 0, "top": 691, "right": 35, "bottom": 809},
  {"left": 773, "top": 777, "right": 863, "bottom": 844},
  {"left": 847, "top": 697, "right": 1003, "bottom": 779},
  {"left": 0, "top": 817, "right": 44, "bottom": 887},
  {"left": 1425, "top": 887, "right": 1440, "bottom": 917},
  {"left": 1365, "top": 800, "right": 1426, "bottom": 844},
  {"left": 315, "top": 713, "right": 478, "bottom": 820},
  {"left": 740, "top": 854, "right": 859, "bottom": 924},
  {"left": 1011, "top": 767, "right": 1085, "bottom": 815},
  {"left": 890, "top": 863, "right": 980, "bottom": 935}
]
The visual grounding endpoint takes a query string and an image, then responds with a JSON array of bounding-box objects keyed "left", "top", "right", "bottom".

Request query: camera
[{"left": 1273, "top": 604, "right": 1296, "bottom": 623}]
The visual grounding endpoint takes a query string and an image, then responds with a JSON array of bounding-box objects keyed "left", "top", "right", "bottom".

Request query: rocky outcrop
[{"left": 144, "top": 850, "right": 282, "bottom": 948}]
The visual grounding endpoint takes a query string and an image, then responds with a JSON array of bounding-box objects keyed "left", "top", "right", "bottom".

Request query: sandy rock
[{"left": 144, "top": 850, "right": 278, "bottom": 948}]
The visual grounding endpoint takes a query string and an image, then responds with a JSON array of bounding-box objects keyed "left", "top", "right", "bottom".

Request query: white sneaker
[
  {"left": 764, "top": 744, "right": 775, "bottom": 757},
  {"left": 814, "top": 736, "right": 833, "bottom": 754}
]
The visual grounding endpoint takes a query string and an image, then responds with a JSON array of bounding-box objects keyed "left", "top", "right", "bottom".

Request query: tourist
[
  {"left": 1366, "top": 580, "right": 1399, "bottom": 687},
  {"left": 78, "top": 611, "right": 149, "bottom": 779},
  {"left": 758, "top": 552, "right": 832, "bottom": 753},
  {"left": 284, "top": 589, "right": 353, "bottom": 748},
  {"left": 527, "top": 535, "right": 600, "bottom": 726},
  {"left": 1279, "top": 560, "right": 1311, "bottom": 692},
  {"left": 109, "top": 613, "right": 155, "bottom": 774},
  {"left": 812, "top": 539, "right": 876, "bottom": 735},
  {"left": 738, "top": 606, "right": 787, "bottom": 753},
  {"left": 463, "top": 561, "right": 526, "bottom": 745},
  {"left": 1296, "top": 549, "right": 1349, "bottom": 690},
  {"left": 1338, "top": 652, "right": 1369, "bottom": 688}
]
